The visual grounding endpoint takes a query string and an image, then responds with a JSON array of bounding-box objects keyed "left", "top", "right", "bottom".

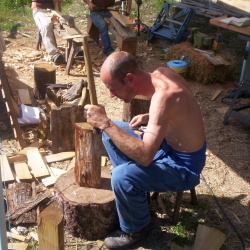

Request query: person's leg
[
  {"left": 90, "top": 10, "right": 114, "bottom": 56},
  {"left": 32, "top": 9, "right": 60, "bottom": 59},
  {"left": 102, "top": 120, "right": 142, "bottom": 167}
]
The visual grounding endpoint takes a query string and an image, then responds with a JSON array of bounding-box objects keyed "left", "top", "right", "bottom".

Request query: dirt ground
[{"left": 0, "top": 1, "right": 250, "bottom": 249}]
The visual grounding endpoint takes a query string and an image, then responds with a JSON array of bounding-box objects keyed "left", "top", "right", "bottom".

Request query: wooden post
[
  {"left": 38, "top": 201, "right": 64, "bottom": 250},
  {"left": 34, "top": 63, "right": 56, "bottom": 100},
  {"left": 123, "top": 95, "right": 151, "bottom": 122},
  {"left": 75, "top": 122, "right": 102, "bottom": 188}
]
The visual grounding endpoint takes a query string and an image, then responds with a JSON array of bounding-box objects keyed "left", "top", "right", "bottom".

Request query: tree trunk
[
  {"left": 54, "top": 168, "right": 118, "bottom": 240},
  {"left": 123, "top": 95, "right": 151, "bottom": 122},
  {"left": 50, "top": 102, "right": 86, "bottom": 153}
]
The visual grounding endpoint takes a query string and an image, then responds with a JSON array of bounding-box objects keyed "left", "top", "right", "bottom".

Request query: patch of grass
[{"left": 0, "top": 6, "right": 34, "bottom": 32}]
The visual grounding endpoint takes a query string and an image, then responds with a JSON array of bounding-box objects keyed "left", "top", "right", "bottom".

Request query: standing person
[
  {"left": 83, "top": 0, "right": 132, "bottom": 56},
  {"left": 31, "top": 0, "right": 65, "bottom": 65},
  {"left": 84, "top": 51, "right": 206, "bottom": 249}
]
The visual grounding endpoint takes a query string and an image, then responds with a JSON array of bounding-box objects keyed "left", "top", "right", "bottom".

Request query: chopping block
[{"left": 54, "top": 122, "right": 118, "bottom": 240}]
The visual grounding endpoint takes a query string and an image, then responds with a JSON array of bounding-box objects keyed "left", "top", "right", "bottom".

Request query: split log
[
  {"left": 54, "top": 168, "right": 118, "bottom": 240},
  {"left": 38, "top": 201, "right": 64, "bottom": 250},
  {"left": 34, "top": 63, "right": 56, "bottom": 100},
  {"left": 123, "top": 95, "right": 151, "bottom": 122},
  {"left": 75, "top": 122, "right": 102, "bottom": 188}
]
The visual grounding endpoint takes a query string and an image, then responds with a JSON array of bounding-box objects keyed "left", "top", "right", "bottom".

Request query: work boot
[
  {"left": 104, "top": 224, "right": 151, "bottom": 249},
  {"left": 52, "top": 52, "right": 65, "bottom": 65}
]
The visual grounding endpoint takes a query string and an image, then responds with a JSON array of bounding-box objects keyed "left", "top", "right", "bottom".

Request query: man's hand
[
  {"left": 129, "top": 114, "right": 149, "bottom": 129},
  {"left": 84, "top": 104, "right": 109, "bottom": 130}
]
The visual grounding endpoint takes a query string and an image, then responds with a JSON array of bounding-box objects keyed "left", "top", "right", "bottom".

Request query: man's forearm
[{"left": 103, "top": 120, "right": 153, "bottom": 166}]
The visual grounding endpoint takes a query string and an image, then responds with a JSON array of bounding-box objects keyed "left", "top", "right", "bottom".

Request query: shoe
[
  {"left": 103, "top": 224, "right": 151, "bottom": 249},
  {"left": 52, "top": 53, "right": 65, "bottom": 65}
]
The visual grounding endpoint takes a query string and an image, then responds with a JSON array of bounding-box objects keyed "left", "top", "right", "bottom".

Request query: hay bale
[{"left": 165, "top": 42, "right": 235, "bottom": 84}]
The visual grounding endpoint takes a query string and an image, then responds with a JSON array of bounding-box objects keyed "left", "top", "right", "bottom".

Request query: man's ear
[{"left": 125, "top": 73, "right": 134, "bottom": 85}]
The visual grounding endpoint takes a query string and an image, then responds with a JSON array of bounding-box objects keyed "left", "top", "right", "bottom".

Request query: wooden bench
[{"left": 87, "top": 12, "right": 138, "bottom": 56}]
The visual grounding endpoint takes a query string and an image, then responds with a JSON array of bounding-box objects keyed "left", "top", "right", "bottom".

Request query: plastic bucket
[{"left": 167, "top": 60, "right": 188, "bottom": 76}]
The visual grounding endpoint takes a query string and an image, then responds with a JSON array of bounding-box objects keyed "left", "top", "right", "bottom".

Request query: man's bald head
[{"left": 100, "top": 51, "right": 139, "bottom": 84}]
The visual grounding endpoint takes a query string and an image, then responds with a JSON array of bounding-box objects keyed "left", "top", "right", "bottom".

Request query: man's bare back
[{"left": 148, "top": 67, "right": 205, "bottom": 152}]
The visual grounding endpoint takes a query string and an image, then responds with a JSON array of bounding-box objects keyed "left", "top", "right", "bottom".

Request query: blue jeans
[
  {"left": 90, "top": 10, "right": 114, "bottom": 55},
  {"left": 102, "top": 121, "right": 206, "bottom": 233}
]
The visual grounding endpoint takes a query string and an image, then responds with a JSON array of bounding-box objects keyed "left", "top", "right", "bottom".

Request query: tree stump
[
  {"left": 123, "top": 95, "right": 151, "bottom": 122},
  {"left": 75, "top": 122, "right": 102, "bottom": 188},
  {"left": 34, "top": 63, "right": 56, "bottom": 100},
  {"left": 50, "top": 102, "right": 86, "bottom": 153},
  {"left": 54, "top": 168, "right": 118, "bottom": 240}
]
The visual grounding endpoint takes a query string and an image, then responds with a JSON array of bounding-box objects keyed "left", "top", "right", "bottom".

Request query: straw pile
[{"left": 165, "top": 42, "right": 235, "bottom": 84}]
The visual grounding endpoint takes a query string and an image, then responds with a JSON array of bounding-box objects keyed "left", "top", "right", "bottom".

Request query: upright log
[
  {"left": 38, "top": 201, "right": 64, "bottom": 250},
  {"left": 34, "top": 63, "right": 56, "bottom": 100},
  {"left": 75, "top": 122, "right": 102, "bottom": 188},
  {"left": 50, "top": 102, "right": 86, "bottom": 153},
  {"left": 123, "top": 95, "right": 151, "bottom": 122}
]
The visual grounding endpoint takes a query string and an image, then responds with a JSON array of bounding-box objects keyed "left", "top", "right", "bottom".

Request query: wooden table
[
  {"left": 210, "top": 16, "right": 250, "bottom": 37},
  {"left": 210, "top": 16, "right": 250, "bottom": 126}
]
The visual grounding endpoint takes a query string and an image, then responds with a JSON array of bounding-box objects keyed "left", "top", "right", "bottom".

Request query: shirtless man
[{"left": 84, "top": 51, "right": 206, "bottom": 249}]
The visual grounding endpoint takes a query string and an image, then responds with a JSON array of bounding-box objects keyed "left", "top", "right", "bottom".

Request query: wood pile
[{"left": 165, "top": 42, "right": 235, "bottom": 84}]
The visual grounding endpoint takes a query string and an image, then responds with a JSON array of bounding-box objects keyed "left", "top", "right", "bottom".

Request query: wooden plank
[
  {"left": 0, "top": 61, "right": 26, "bottom": 149},
  {"left": 0, "top": 154, "right": 15, "bottom": 182},
  {"left": 109, "top": 10, "right": 134, "bottom": 28},
  {"left": 18, "top": 140, "right": 47, "bottom": 155},
  {"left": 14, "top": 162, "right": 33, "bottom": 180},
  {"left": 41, "top": 166, "right": 56, "bottom": 186},
  {"left": 193, "top": 224, "right": 226, "bottom": 250},
  {"left": 17, "top": 89, "right": 32, "bottom": 105},
  {"left": 38, "top": 201, "right": 64, "bottom": 250},
  {"left": 7, "top": 231, "right": 26, "bottom": 242},
  {"left": 43, "top": 151, "right": 75, "bottom": 163},
  {"left": 7, "top": 154, "right": 27, "bottom": 164},
  {"left": 210, "top": 16, "right": 250, "bottom": 36},
  {"left": 7, "top": 242, "right": 28, "bottom": 250},
  {"left": 202, "top": 53, "right": 230, "bottom": 66},
  {"left": 110, "top": 17, "right": 136, "bottom": 38},
  {"left": 211, "top": 89, "right": 223, "bottom": 101},
  {"left": 27, "top": 148, "right": 49, "bottom": 178},
  {"left": 63, "top": 34, "right": 83, "bottom": 39},
  {"left": 50, "top": 167, "right": 66, "bottom": 179}
]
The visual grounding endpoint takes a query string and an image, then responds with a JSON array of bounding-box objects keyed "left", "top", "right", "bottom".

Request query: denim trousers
[
  {"left": 90, "top": 10, "right": 114, "bottom": 55},
  {"left": 32, "top": 9, "right": 58, "bottom": 59},
  {"left": 102, "top": 121, "right": 206, "bottom": 233}
]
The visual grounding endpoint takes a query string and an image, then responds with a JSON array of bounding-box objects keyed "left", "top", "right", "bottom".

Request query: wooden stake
[{"left": 38, "top": 201, "right": 64, "bottom": 250}]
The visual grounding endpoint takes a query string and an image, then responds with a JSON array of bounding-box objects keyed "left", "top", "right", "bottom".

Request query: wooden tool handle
[
  {"left": 82, "top": 35, "right": 100, "bottom": 134},
  {"left": 78, "top": 86, "right": 87, "bottom": 107}
]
